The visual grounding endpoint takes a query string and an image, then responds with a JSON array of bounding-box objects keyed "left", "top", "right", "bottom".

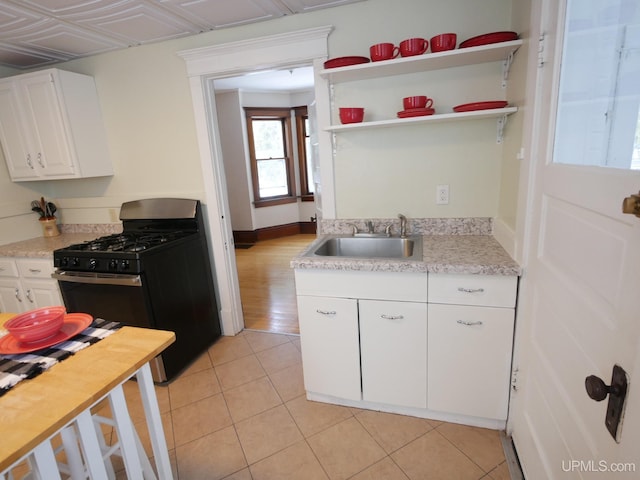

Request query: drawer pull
[
  {"left": 29, "top": 268, "right": 42, "bottom": 274},
  {"left": 26, "top": 289, "right": 34, "bottom": 303},
  {"left": 457, "top": 320, "right": 483, "bottom": 326},
  {"left": 457, "top": 287, "right": 485, "bottom": 294},
  {"left": 15, "top": 288, "right": 22, "bottom": 302},
  {"left": 316, "top": 309, "right": 337, "bottom": 316},
  {"left": 381, "top": 314, "right": 404, "bottom": 320}
]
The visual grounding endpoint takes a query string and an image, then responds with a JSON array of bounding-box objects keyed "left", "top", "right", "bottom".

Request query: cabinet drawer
[
  {"left": 428, "top": 274, "right": 517, "bottom": 307},
  {"left": 295, "top": 269, "right": 428, "bottom": 302},
  {"left": 16, "top": 258, "right": 55, "bottom": 279},
  {"left": 0, "top": 258, "right": 19, "bottom": 277}
]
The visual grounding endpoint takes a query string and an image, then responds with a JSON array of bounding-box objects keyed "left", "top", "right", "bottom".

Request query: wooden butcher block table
[{"left": 0, "top": 313, "right": 175, "bottom": 479}]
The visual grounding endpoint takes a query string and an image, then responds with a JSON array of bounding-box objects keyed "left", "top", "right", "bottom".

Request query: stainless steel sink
[{"left": 308, "top": 235, "right": 423, "bottom": 260}]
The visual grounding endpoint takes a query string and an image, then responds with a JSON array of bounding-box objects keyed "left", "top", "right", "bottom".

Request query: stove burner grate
[{"left": 63, "top": 231, "right": 191, "bottom": 254}]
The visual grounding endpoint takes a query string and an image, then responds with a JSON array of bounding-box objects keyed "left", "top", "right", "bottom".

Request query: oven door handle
[{"left": 52, "top": 270, "right": 142, "bottom": 286}]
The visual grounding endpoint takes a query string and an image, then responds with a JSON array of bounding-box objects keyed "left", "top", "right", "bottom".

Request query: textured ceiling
[{"left": 0, "top": 0, "right": 362, "bottom": 70}]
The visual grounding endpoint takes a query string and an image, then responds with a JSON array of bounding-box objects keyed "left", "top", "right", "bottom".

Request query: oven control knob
[
  {"left": 109, "top": 259, "right": 118, "bottom": 271},
  {"left": 71, "top": 257, "right": 80, "bottom": 267},
  {"left": 89, "top": 258, "right": 98, "bottom": 270},
  {"left": 120, "top": 259, "right": 130, "bottom": 271},
  {"left": 61, "top": 257, "right": 69, "bottom": 267}
]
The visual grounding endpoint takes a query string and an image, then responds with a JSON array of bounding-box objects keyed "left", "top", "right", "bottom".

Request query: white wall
[
  {"left": 216, "top": 90, "right": 253, "bottom": 231},
  {"left": 0, "top": 0, "right": 519, "bottom": 245}
]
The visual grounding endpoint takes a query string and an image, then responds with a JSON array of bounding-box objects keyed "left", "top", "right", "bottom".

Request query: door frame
[{"left": 179, "top": 26, "right": 333, "bottom": 335}]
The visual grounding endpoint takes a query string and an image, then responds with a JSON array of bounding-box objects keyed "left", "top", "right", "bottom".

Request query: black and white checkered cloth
[{"left": 0, "top": 318, "right": 121, "bottom": 397}]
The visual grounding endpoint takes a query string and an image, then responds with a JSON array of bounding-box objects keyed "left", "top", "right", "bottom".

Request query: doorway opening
[
  {"left": 179, "top": 26, "right": 333, "bottom": 336},
  {"left": 213, "top": 67, "right": 318, "bottom": 334}
]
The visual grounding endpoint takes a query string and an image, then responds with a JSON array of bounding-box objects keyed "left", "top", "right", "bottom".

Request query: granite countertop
[
  {"left": 0, "top": 234, "right": 100, "bottom": 259},
  {"left": 291, "top": 234, "right": 522, "bottom": 276}
]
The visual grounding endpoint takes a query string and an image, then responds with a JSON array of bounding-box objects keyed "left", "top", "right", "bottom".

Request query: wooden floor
[{"left": 235, "top": 234, "right": 316, "bottom": 335}]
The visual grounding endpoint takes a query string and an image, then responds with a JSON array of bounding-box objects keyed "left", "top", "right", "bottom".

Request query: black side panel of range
[{"left": 142, "top": 236, "right": 222, "bottom": 380}]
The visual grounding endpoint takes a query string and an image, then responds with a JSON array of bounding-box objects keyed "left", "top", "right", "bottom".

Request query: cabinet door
[
  {"left": 297, "top": 295, "right": 361, "bottom": 401},
  {"left": 0, "top": 278, "right": 27, "bottom": 313},
  {"left": 21, "top": 278, "right": 63, "bottom": 309},
  {"left": 20, "top": 72, "right": 75, "bottom": 177},
  {"left": 360, "top": 300, "right": 427, "bottom": 408},
  {"left": 427, "top": 303, "right": 514, "bottom": 420},
  {"left": 0, "top": 82, "right": 36, "bottom": 180}
]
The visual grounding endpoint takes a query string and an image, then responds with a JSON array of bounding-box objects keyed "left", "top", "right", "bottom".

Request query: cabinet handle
[
  {"left": 29, "top": 268, "right": 42, "bottom": 274},
  {"left": 457, "top": 287, "right": 485, "bottom": 294},
  {"left": 37, "top": 152, "right": 44, "bottom": 168},
  {"left": 316, "top": 309, "right": 337, "bottom": 316},
  {"left": 381, "top": 314, "right": 404, "bottom": 320},
  {"left": 457, "top": 319, "right": 483, "bottom": 326},
  {"left": 26, "top": 154, "right": 34, "bottom": 169},
  {"left": 26, "top": 289, "right": 34, "bottom": 303},
  {"left": 15, "top": 288, "right": 22, "bottom": 302}
]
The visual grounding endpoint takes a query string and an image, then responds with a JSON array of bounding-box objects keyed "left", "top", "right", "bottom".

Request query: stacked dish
[{"left": 0, "top": 307, "right": 93, "bottom": 354}]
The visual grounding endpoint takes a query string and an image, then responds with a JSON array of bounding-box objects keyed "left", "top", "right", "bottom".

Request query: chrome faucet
[
  {"left": 365, "top": 220, "right": 374, "bottom": 233},
  {"left": 398, "top": 214, "right": 408, "bottom": 238}
]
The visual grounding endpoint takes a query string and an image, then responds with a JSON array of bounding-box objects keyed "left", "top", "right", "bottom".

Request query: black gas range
[{"left": 53, "top": 198, "right": 222, "bottom": 382}]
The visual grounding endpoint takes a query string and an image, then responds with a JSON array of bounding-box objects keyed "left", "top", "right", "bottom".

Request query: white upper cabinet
[{"left": 0, "top": 68, "right": 113, "bottom": 182}]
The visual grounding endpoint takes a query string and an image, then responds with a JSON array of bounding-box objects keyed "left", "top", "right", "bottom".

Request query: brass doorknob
[{"left": 622, "top": 192, "right": 640, "bottom": 217}]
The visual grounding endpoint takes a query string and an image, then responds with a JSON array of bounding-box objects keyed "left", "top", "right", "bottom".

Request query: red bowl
[
  {"left": 339, "top": 107, "right": 364, "bottom": 124},
  {"left": 430, "top": 33, "right": 457, "bottom": 52},
  {"left": 5, "top": 306, "right": 66, "bottom": 343}
]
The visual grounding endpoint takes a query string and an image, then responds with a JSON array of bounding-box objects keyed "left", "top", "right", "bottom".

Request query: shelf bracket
[
  {"left": 496, "top": 114, "right": 508, "bottom": 144},
  {"left": 502, "top": 50, "right": 515, "bottom": 88}
]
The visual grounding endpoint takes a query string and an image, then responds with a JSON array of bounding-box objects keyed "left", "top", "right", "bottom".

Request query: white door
[{"left": 511, "top": 0, "right": 640, "bottom": 478}]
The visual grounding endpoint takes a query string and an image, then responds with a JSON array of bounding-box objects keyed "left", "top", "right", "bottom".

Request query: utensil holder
[{"left": 40, "top": 217, "right": 60, "bottom": 237}]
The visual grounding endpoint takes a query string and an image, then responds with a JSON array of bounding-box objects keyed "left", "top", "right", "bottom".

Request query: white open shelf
[
  {"left": 325, "top": 107, "right": 518, "bottom": 132},
  {"left": 319, "top": 40, "right": 523, "bottom": 84}
]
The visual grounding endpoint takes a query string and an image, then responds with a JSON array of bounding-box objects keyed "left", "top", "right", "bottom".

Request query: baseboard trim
[
  {"left": 233, "top": 222, "right": 316, "bottom": 245},
  {"left": 500, "top": 432, "right": 525, "bottom": 480}
]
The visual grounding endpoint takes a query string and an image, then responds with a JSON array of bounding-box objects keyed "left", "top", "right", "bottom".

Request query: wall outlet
[{"left": 436, "top": 184, "right": 449, "bottom": 205}]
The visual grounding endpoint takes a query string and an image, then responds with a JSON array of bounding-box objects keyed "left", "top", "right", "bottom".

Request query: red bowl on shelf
[
  {"left": 339, "top": 107, "right": 365, "bottom": 124},
  {"left": 5, "top": 306, "right": 66, "bottom": 343}
]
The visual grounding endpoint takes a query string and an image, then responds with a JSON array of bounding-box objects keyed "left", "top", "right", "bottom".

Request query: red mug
[
  {"left": 403, "top": 96, "right": 433, "bottom": 110},
  {"left": 370, "top": 43, "right": 399, "bottom": 61},
  {"left": 430, "top": 33, "right": 457, "bottom": 52},
  {"left": 399, "top": 38, "right": 428, "bottom": 57}
]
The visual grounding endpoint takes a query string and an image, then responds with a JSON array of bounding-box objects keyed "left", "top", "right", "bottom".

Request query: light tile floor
[{"left": 114, "top": 330, "right": 512, "bottom": 480}]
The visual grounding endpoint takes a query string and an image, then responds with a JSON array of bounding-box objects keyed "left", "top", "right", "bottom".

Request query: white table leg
[
  {"left": 59, "top": 426, "right": 86, "bottom": 479},
  {"left": 32, "top": 441, "right": 61, "bottom": 479},
  {"left": 136, "top": 363, "right": 173, "bottom": 480},
  {"left": 108, "top": 384, "right": 144, "bottom": 480},
  {"left": 75, "top": 410, "right": 109, "bottom": 480}
]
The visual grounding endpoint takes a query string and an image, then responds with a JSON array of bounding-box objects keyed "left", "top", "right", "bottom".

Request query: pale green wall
[{"left": 0, "top": 0, "right": 521, "bottom": 244}]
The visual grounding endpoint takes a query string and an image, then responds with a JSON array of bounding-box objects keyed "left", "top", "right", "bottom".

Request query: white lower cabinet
[
  {"left": 360, "top": 299, "right": 427, "bottom": 408},
  {"left": 0, "top": 257, "right": 62, "bottom": 313},
  {"left": 427, "top": 303, "right": 514, "bottom": 420},
  {"left": 297, "top": 295, "right": 361, "bottom": 401},
  {"left": 294, "top": 268, "right": 517, "bottom": 427}
]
